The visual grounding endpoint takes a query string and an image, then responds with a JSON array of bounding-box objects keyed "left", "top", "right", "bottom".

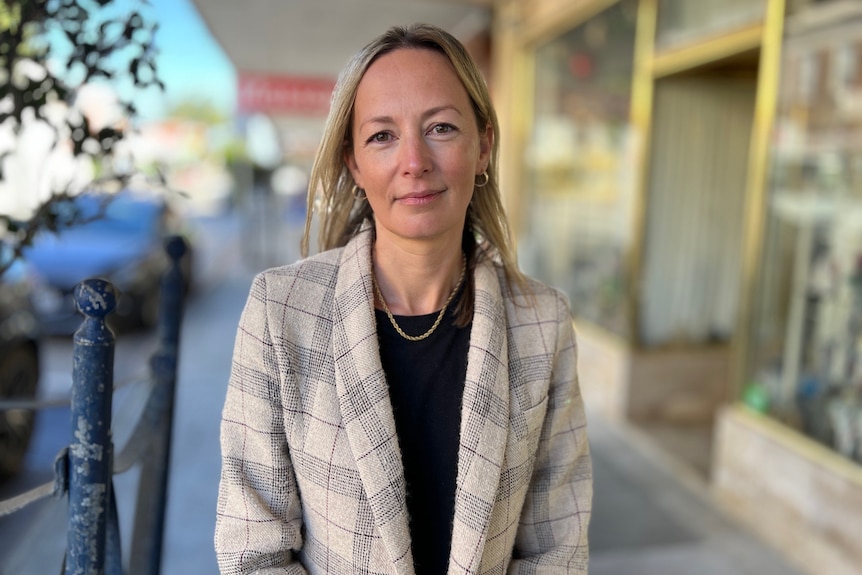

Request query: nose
[{"left": 401, "top": 133, "right": 432, "bottom": 177}]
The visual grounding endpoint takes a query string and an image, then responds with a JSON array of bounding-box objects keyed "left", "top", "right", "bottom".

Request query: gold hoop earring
[
  {"left": 475, "top": 171, "right": 489, "bottom": 188},
  {"left": 352, "top": 184, "right": 366, "bottom": 200}
]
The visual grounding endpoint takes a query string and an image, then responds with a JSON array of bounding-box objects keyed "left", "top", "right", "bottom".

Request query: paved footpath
[{"left": 588, "top": 412, "right": 806, "bottom": 575}]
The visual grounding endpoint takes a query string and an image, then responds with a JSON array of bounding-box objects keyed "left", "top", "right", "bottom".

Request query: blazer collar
[
  {"left": 449, "top": 259, "right": 510, "bottom": 574},
  {"left": 331, "top": 228, "right": 510, "bottom": 575}
]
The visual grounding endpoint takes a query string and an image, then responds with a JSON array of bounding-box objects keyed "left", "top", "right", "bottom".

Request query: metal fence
[{"left": 0, "top": 235, "right": 188, "bottom": 575}]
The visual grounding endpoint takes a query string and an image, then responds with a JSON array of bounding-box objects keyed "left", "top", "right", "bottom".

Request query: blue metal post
[
  {"left": 130, "top": 236, "right": 187, "bottom": 575},
  {"left": 105, "top": 482, "right": 123, "bottom": 575},
  {"left": 66, "top": 279, "right": 117, "bottom": 575}
]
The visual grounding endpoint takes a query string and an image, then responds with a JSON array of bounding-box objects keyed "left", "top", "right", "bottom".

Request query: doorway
[{"left": 636, "top": 50, "right": 760, "bottom": 478}]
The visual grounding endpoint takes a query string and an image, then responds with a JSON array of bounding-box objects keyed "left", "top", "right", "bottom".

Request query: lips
[{"left": 398, "top": 188, "right": 445, "bottom": 203}]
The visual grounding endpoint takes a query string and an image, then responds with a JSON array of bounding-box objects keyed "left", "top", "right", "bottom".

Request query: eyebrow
[{"left": 358, "top": 105, "right": 463, "bottom": 131}]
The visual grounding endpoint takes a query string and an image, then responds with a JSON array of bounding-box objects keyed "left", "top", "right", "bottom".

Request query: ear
[
  {"left": 344, "top": 147, "right": 362, "bottom": 188},
  {"left": 476, "top": 123, "right": 493, "bottom": 174}
]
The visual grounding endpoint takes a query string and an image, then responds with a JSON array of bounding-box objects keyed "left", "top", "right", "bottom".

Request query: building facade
[{"left": 487, "top": 1, "right": 862, "bottom": 574}]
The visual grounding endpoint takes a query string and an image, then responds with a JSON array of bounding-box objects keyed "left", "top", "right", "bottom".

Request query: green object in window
[{"left": 742, "top": 382, "right": 770, "bottom": 413}]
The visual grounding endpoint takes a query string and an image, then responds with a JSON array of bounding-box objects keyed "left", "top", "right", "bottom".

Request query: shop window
[
  {"left": 656, "top": 0, "right": 766, "bottom": 50},
  {"left": 748, "top": 1, "right": 862, "bottom": 463},
  {"left": 519, "top": 0, "right": 638, "bottom": 338}
]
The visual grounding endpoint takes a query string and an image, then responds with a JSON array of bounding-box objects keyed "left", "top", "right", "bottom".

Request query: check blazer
[{"left": 215, "top": 227, "right": 592, "bottom": 574}]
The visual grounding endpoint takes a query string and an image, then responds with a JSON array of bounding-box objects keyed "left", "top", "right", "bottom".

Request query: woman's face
[{"left": 345, "top": 48, "right": 492, "bottom": 247}]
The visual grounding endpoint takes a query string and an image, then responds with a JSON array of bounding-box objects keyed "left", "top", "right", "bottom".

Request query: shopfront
[
  {"left": 492, "top": 0, "right": 771, "bottom": 460},
  {"left": 713, "top": 2, "right": 862, "bottom": 574},
  {"left": 490, "top": 1, "right": 861, "bottom": 573}
]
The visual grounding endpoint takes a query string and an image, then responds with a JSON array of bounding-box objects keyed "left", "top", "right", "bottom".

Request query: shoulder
[
  {"left": 494, "top": 265, "right": 572, "bottom": 322},
  {"left": 250, "top": 247, "right": 345, "bottom": 304},
  {"left": 489, "top": 266, "right": 577, "bottom": 369}
]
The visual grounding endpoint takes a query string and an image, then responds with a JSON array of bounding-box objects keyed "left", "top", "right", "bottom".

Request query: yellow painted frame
[
  {"left": 626, "top": 0, "right": 657, "bottom": 344},
  {"left": 731, "top": 0, "right": 786, "bottom": 398},
  {"left": 652, "top": 23, "right": 764, "bottom": 78},
  {"left": 491, "top": 0, "right": 535, "bottom": 243},
  {"left": 520, "top": 0, "right": 623, "bottom": 47}
]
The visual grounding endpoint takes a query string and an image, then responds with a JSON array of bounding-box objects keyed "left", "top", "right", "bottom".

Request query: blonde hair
[{"left": 302, "top": 23, "right": 529, "bottom": 320}]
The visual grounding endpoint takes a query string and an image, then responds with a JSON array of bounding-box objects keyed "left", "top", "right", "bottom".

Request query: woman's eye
[
  {"left": 430, "top": 123, "right": 456, "bottom": 135},
  {"left": 367, "top": 132, "right": 391, "bottom": 144}
]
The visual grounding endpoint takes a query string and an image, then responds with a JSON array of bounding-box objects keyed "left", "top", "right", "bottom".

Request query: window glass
[
  {"left": 519, "top": 0, "right": 638, "bottom": 337},
  {"left": 748, "top": 1, "right": 862, "bottom": 463},
  {"left": 656, "top": 0, "right": 766, "bottom": 49}
]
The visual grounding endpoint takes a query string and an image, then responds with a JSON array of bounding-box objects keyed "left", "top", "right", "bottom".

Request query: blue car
[
  {"left": 24, "top": 190, "right": 192, "bottom": 335},
  {"left": 0, "top": 242, "right": 41, "bottom": 477}
]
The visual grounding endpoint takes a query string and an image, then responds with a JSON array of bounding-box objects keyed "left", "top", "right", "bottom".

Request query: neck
[{"left": 372, "top": 243, "right": 465, "bottom": 316}]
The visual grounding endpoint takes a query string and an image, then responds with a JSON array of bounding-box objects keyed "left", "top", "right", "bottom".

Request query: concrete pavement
[{"left": 588, "top": 413, "right": 806, "bottom": 575}]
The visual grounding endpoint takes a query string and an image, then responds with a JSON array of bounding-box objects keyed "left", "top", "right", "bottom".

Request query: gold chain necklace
[{"left": 373, "top": 254, "right": 466, "bottom": 342}]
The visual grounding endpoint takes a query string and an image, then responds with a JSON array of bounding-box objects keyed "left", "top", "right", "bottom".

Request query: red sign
[{"left": 238, "top": 73, "right": 336, "bottom": 116}]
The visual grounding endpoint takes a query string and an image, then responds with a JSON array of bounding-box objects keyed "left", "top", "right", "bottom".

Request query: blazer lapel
[
  {"left": 449, "top": 260, "right": 510, "bottom": 574},
  {"left": 331, "top": 230, "right": 414, "bottom": 575}
]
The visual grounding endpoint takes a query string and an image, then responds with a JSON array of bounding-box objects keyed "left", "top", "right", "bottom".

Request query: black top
[{"left": 375, "top": 290, "right": 471, "bottom": 575}]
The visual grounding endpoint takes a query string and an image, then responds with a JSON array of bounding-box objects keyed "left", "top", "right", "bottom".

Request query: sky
[
  {"left": 105, "top": 0, "right": 238, "bottom": 121},
  {"left": 0, "top": 0, "right": 238, "bottom": 217}
]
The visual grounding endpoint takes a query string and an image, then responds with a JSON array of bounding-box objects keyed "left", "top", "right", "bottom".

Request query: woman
[{"left": 216, "top": 23, "right": 592, "bottom": 574}]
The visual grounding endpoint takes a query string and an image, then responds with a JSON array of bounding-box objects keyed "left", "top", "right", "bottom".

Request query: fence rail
[{"left": 0, "top": 235, "right": 188, "bottom": 575}]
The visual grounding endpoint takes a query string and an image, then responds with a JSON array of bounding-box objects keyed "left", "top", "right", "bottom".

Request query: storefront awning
[{"left": 189, "top": 0, "right": 491, "bottom": 78}]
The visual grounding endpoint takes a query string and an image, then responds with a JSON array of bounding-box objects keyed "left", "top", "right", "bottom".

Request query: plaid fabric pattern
[{"left": 215, "top": 228, "right": 592, "bottom": 574}]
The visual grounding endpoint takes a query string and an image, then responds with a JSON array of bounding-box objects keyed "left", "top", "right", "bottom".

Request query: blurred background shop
[
  {"left": 488, "top": 1, "right": 862, "bottom": 574},
  {"left": 480, "top": 1, "right": 862, "bottom": 574}
]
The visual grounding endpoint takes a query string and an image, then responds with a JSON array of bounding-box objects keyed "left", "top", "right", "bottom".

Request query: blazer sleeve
[
  {"left": 215, "top": 273, "right": 308, "bottom": 575},
  {"left": 509, "top": 291, "right": 592, "bottom": 574}
]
